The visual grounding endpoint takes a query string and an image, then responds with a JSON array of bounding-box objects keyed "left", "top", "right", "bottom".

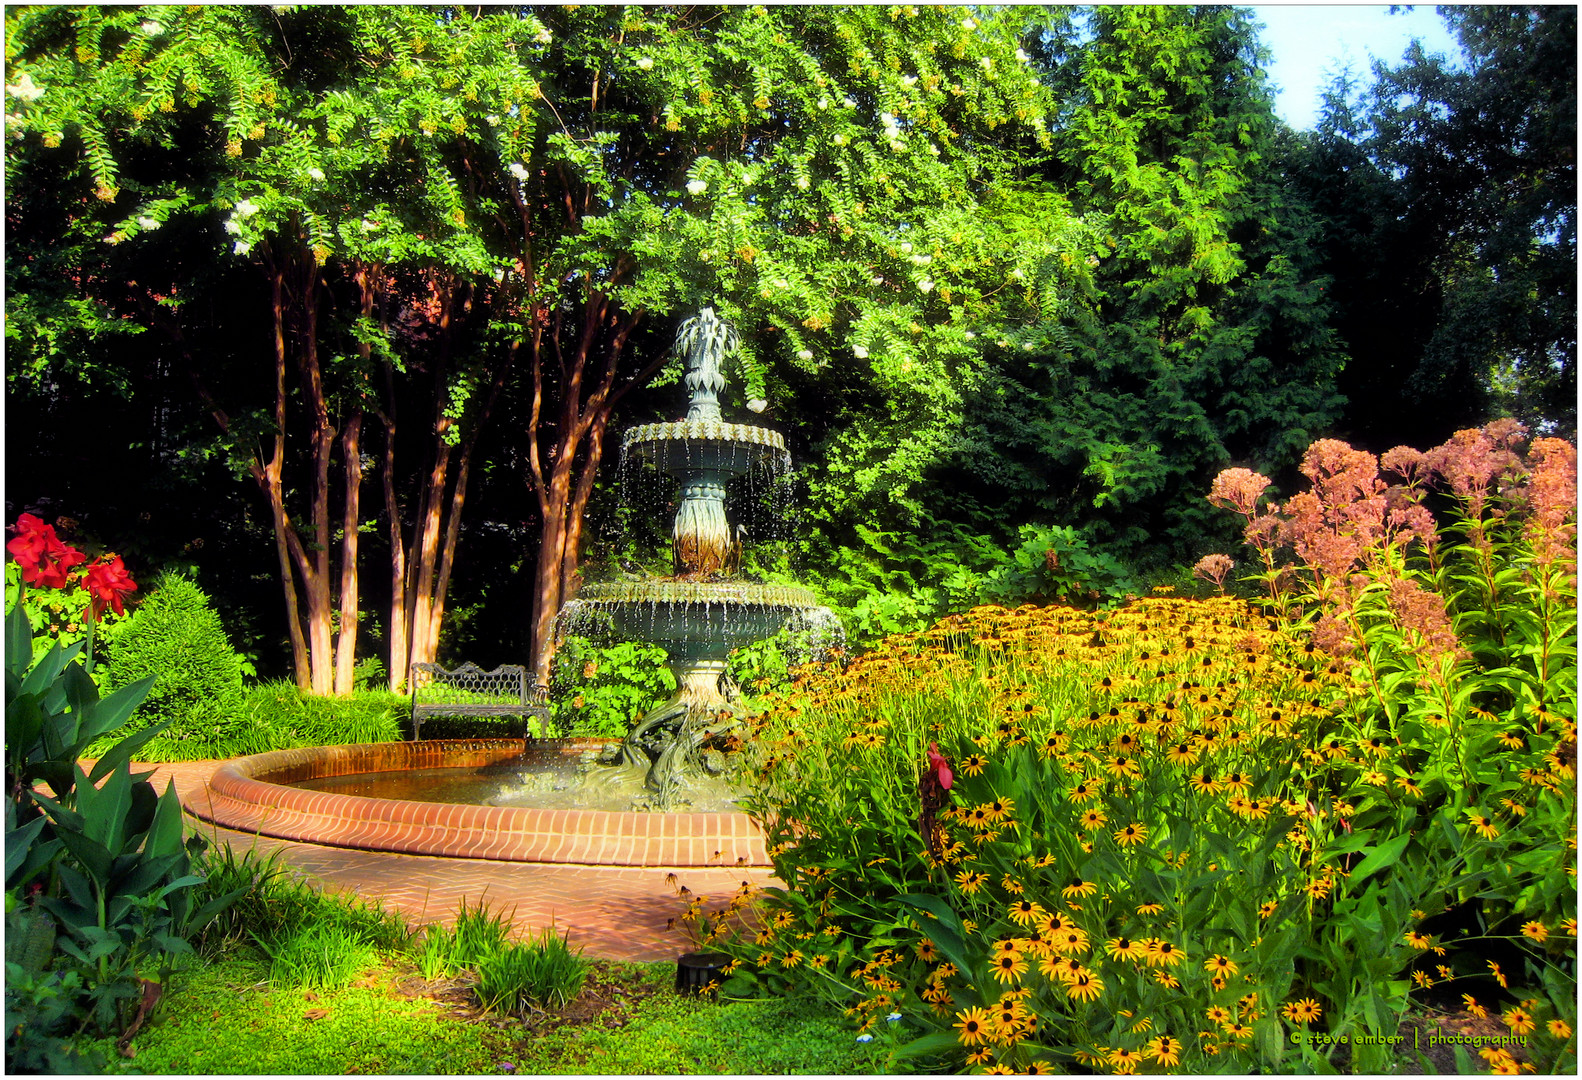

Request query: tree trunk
[{"left": 333, "top": 409, "right": 363, "bottom": 695}]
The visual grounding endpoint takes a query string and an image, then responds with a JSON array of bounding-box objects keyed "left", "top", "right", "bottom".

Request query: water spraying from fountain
[{"left": 557, "top": 308, "right": 840, "bottom": 803}]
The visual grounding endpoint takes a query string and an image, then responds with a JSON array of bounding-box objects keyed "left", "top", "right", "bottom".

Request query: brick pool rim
[{"left": 190, "top": 739, "right": 770, "bottom": 868}]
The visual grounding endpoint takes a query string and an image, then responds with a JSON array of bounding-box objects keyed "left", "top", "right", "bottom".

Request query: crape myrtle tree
[
  {"left": 959, "top": 6, "right": 1345, "bottom": 563},
  {"left": 1288, "top": 6, "right": 1576, "bottom": 449},
  {"left": 4, "top": 6, "right": 523, "bottom": 694},
  {"left": 6, "top": 5, "right": 1095, "bottom": 687}
]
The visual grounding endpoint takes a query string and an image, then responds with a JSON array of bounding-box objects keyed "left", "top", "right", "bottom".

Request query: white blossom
[
  {"left": 870, "top": 276, "right": 884, "bottom": 285},
  {"left": 534, "top": 27, "right": 552, "bottom": 44},
  {"left": 918, "top": 278, "right": 934, "bottom": 293},
  {"left": 853, "top": 344, "right": 869, "bottom": 358},
  {"left": 795, "top": 176, "right": 809, "bottom": 190},
  {"left": 927, "top": 143, "right": 939, "bottom": 156},
  {"left": 899, "top": 242, "right": 912, "bottom": 253},
  {"left": 136, "top": 215, "right": 159, "bottom": 231},
  {"left": 773, "top": 277, "right": 789, "bottom": 289},
  {"left": 235, "top": 198, "right": 260, "bottom": 217},
  {"left": 636, "top": 57, "right": 654, "bottom": 70},
  {"left": 141, "top": 20, "right": 164, "bottom": 36},
  {"left": 486, "top": 114, "right": 500, "bottom": 127},
  {"left": 509, "top": 162, "right": 529, "bottom": 181},
  {"left": 961, "top": 16, "right": 978, "bottom": 29},
  {"left": 1009, "top": 267, "right": 1024, "bottom": 281},
  {"left": 5, "top": 72, "right": 44, "bottom": 102},
  {"left": 964, "top": 330, "right": 976, "bottom": 340},
  {"left": 746, "top": 398, "right": 767, "bottom": 413},
  {"left": 981, "top": 57, "right": 993, "bottom": 72},
  {"left": 796, "top": 349, "right": 813, "bottom": 361},
  {"left": 817, "top": 97, "right": 830, "bottom": 110},
  {"left": 1023, "top": 342, "right": 1035, "bottom": 351},
  {"left": 890, "top": 139, "right": 905, "bottom": 152},
  {"left": 842, "top": 96, "right": 855, "bottom": 108},
  {"left": 686, "top": 179, "right": 707, "bottom": 196},
  {"left": 910, "top": 253, "right": 931, "bottom": 265},
  {"left": 233, "top": 240, "right": 252, "bottom": 255},
  {"left": 224, "top": 219, "right": 241, "bottom": 235},
  {"left": 740, "top": 171, "right": 755, "bottom": 186},
  {"left": 1016, "top": 48, "right": 1030, "bottom": 63},
  {"left": 902, "top": 75, "right": 917, "bottom": 87},
  {"left": 307, "top": 167, "right": 325, "bottom": 182},
  {"left": 833, "top": 134, "right": 848, "bottom": 147}
]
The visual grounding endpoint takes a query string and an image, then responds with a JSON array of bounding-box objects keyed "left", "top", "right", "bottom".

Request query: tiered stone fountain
[{"left": 560, "top": 308, "right": 835, "bottom": 800}]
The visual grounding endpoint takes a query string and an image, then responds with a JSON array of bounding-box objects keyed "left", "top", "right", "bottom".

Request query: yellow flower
[
  {"left": 1136, "top": 902, "right": 1165, "bottom": 916},
  {"left": 1489, "top": 960, "right": 1508, "bottom": 988},
  {"left": 1008, "top": 899, "right": 1047, "bottom": 926},
  {"left": 1469, "top": 813, "right": 1500, "bottom": 840},
  {"left": 1462, "top": 994, "right": 1487, "bottom": 1019},
  {"left": 1503, "top": 1007, "right": 1536, "bottom": 1036},
  {"left": 1548, "top": 1019, "right": 1572, "bottom": 1039},
  {"left": 1113, "top": 822, "right": 1149, "bottom": 847},
  {"left": 1404, "top": 931, "right": 1432, "bottom": 950},
  {"left": 1106, "top": 1047, "right": 1142, "bottom": 1074},
  {"left": 955, "top": 870, "right": 989, "bottom": 894},
  {"left": 1145, "top": 939, "right": 1185, "bottom": 967},
  {"left": 1205, "top": 1005, "right": 1232, "bottom": 1026},
  {"left": 1062, "top": 878, "right": 1098, "bottom": 899},
  {"left": 954, "top": 1006, "right": 993, "bottom": 1046},
  {"left": 960, "top": 754, "right": 987, "bottom": 776},
  {"left": 1080, "top": 808, "right": 1108, "bottom": 830},
  {"left": 1066, "top": 972, "right": 1104, "bottom": 1002},
  {"left": 991, "top": 952, "right": 1028, "bottom": 985},
  {"left": 1146, "top": 1034, "right": 1182, "bottom": 1067},
  {"left": 1520, "top": 920, "right": 1548, "bottom": 943},
  {"left": 1105, "top": 937, "right": 1147, "bottom": 963},
  {"left": 1204, "top": 955, "right": 1239, "bottom": 978}
]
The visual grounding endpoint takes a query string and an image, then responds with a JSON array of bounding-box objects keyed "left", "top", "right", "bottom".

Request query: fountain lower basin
[{"left": 192, "top": 739, "right": 769, "bottom": 867}]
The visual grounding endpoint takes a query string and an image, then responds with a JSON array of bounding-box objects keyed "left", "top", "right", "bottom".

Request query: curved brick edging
[{"left": 189, "top": 739, "right": 769, "bottom": 868}]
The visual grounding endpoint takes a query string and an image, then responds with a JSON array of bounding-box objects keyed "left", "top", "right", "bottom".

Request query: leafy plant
[
  {"left": 549, "top": 636, "right": 675, "bottom": 740},
  {"left": 89, "top": 571, "right": 249, "bottom": 758},
  {"left": 473, "top": 927, "right": 589, "bottom": 1014},
  {"left": 254, "top": 920, "right": 381, "bottom": 992}
]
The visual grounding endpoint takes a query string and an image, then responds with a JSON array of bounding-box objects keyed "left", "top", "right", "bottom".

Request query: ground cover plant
[{"left": 716, "top": 426, "right": 1576, "bottom": 1075}]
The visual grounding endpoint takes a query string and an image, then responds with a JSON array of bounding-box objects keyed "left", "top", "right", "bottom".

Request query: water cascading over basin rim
[
  {"left": 191, "top": 740, "right": 769, "bottom": 867},
  {"left": 577, "top": 580, "right": 819, "bottom": 608}
]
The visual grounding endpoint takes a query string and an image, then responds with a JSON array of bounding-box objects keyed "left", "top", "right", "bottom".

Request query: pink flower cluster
[
  {"left": 1192, "top": 553, "right": 1235, "bottom": 592},
  {"left": 1523, "top": 437, "right": 1578, "bottom": 583}
]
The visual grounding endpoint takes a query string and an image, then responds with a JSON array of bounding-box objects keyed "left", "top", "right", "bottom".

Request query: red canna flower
[
  {"left": 81, "top": 555, "right": 137, "bottom": 619},
  {"left": 7, "top": 513, "right": 86, "bottom": 589},
  {"left": 927, "top": 742, "right": 953, "bottom": 791}
]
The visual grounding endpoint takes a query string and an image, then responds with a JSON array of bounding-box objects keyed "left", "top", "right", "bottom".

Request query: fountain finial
[{"left": 675, "top": 307, "right": 739, "bottom": 423}]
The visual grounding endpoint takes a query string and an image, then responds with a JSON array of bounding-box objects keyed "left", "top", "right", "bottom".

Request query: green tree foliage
[{"left": 1288, "top": 6, "right": 1576, "bottom": 447}]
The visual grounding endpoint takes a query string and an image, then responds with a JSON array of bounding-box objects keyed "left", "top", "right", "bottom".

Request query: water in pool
[{"left": 290, "top": 748, "right": 748, "bottom": 814}]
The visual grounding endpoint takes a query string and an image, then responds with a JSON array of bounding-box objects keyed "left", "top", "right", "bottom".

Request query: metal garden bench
[{"left": 409, "top": 662, "right": 552, "bottom": 740}]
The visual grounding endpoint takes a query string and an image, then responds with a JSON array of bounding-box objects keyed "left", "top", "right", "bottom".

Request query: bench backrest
[{"left": 411, "top": 662, "right": 547, "bottom": 707}]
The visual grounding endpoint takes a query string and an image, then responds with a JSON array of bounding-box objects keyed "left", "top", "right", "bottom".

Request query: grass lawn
[{"left": 79, "top": 949, "right": 868, "bottom": 1075}]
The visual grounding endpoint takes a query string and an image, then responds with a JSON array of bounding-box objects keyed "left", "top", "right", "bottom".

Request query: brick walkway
[{"left": 142, "top": 761, "right": 778, "bottom": 963}]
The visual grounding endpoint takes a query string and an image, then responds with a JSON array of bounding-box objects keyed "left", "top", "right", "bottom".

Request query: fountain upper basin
[
  {"left": 192, "top": 739, "right": 769, "bottom": 867},
  {"left": 568, "top": 580, "right": 823, "bottom": 661}
]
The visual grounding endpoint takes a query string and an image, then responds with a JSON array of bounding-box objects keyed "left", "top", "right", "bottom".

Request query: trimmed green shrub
[{"left": 91, "top": 571, "right": 247, "bottom": 758}]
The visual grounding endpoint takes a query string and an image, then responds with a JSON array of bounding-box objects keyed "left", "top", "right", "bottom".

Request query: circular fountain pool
[{"left": 193, "top": 740, "right": 769, "bottom": 867}]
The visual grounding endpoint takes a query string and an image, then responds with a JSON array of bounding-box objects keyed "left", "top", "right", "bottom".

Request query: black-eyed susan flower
[
  {"left": 1136, "top": 902, "right": 1166, "bottom": 916},
  {"left": 1547, "top": 1018, "right": 1571, "bottom": 1039},
  {"left": 1404, "top": 931, "right": 1432, "bottom": 950},
  {"left": 1468, "top": 813, "right": 1501, "bottom": 840},
  {"left": 1165, "top": 741, "right": 1200, "bottom": 765},
  {"left": 1068, "top": 781, "right": 1099, "bottom": 804},
  {"left": 1008, "top": 899, "right": 1047, "bottom": 926},
  {"left": 1106, "top": 1046, "right": 1142, "bottom": 1073},
  {"left": 1052, "top": 928, "right": 1090, "bottom": 955},
  {"left": 1043, "top": 956, "right": 1087, "bottom": 983},
  {"left": 1488, "top": 960, "right": 1508, "bottom": 988},
  {"left": 1205, "top": 1005, "right": 1232, "bottom": 1026},
  {"left": 1462, "top": 994, "right": 1487, "bottom": 1018},
  {"left": 1080, "top": 808, "right": 1108, "bottom": 830},
  {"left": 1146, "top": 1035, "right": 1182, "bottom": 1066},
  {"left": 1062, "top": 878, "right": 1098, "bottom": 899},
  {"left": 960, "top": 754, "right": 987, "bottom": 776},
  {"left": 1224, "top": 1021, "right": 1253, "bottom": 1041},
  {"left": 1520, "top": 920, "right": 1548, "bottom": 943},
  {"left": 992, "top": 952, "right": 1028, "bottom": 985},
  {"left": 1189, "top": 770, "right": 1222, "bottom": 795},
  {"left": 985, "top": 797, "right": 1015, "bottom": 822},
  {"left": 1106, "top": 754, "right": 1142, "bottom": 780},
  {"left": 1204, "top": 955, "right": 1239, "bottom": 978},
  {"left": 1066, "top": 971, "right": 1104, "bottom": 1002},
  {"left": 1222, "top": 771, "right": 1252, "bottom": 794},
  {"left": 954, "top": 1006, "right": 993, "bottom": 1046},
  {"left": 1394, "top": 774, "right": 1424, "bottom": 797},
  {"left": 955, "top": 870, "right": 989, "bottom": 894},
  {"left": 1152, "top": 969, "right": 1181, "bottom": 989},
  {"left": 1105, "top": 937, "right": 1147, "bottom": 962},
  {"left": 1114, "top": 822, "right": 1149, "bottom": 847},
  {"left": 1146, "top": 939, "right": 1185, "bottom": 967},
  {"left": 1502, "top": 1007, "right": 1536, "bottom": 1036},
  {"left": 1259, "top": 900, "right": 1279, "bottom": 919},
  {"left": 992, "top": 938, "right": 1022, "bottom": 959}
]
